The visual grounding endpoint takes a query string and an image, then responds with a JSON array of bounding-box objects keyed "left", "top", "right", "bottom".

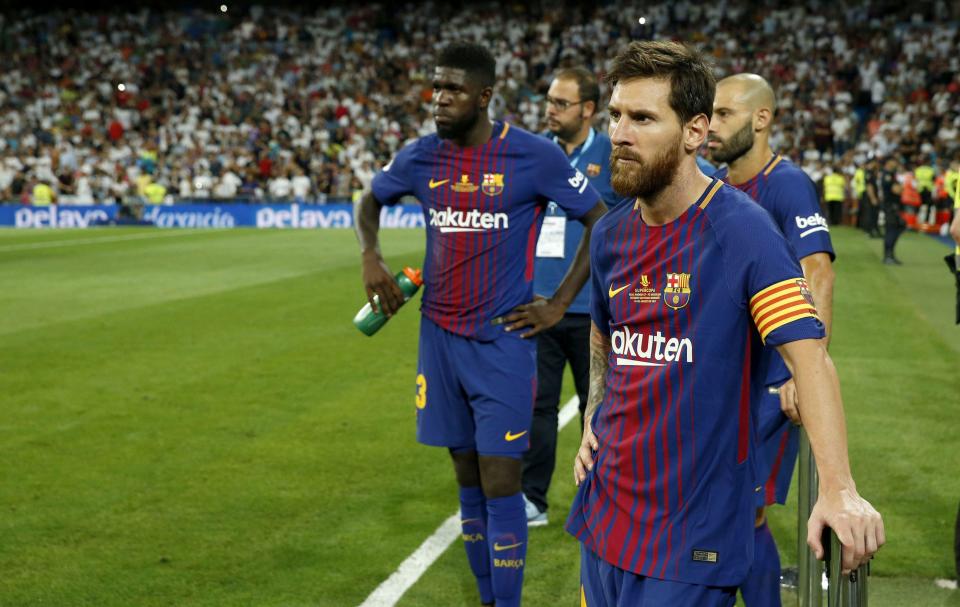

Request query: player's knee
[
  {"left": 755, "top": 506, "right": 767, "bottom": 527},
  {"left": 449, "top": 449, "right": 481, "bottom": 487},
  {"left": 478, "top": 455, "right": 522, "bottom": 498}
]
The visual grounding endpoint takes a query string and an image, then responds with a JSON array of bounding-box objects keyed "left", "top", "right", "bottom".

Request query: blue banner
[{"left": 0, "top": 204, "right": 426, "bottom": 229}]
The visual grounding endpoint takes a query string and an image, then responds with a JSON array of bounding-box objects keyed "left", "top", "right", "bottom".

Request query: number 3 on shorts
[{"left": 415, "top": 373, "right": 427, "bottom": 410}]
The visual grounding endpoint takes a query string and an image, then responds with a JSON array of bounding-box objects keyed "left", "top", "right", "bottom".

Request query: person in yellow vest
[
  {"left": 914, "top": 156, "right": 936, "bottom": 225},
  {"left": 822, "top": 166, "right": 846, "bottom": 226},
  {"left": 144, "top": 180, "right": 167, "bottom": 204},
  {"left": 136, "top": 173, "right": 153, "bottom": 198},
  {"left": 32, "top": 179, "right": 56, "bottom": 206}
]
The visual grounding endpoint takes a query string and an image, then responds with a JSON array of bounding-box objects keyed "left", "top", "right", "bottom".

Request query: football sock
[
  {"left": 741, "top": 521, "right": 782, "bottom": 607},
  {"left": 486, "top": 492, "right": 527, "bottom": 607},
  {"left": 459, "top": 486, "right": 494, "bottom": 605}
]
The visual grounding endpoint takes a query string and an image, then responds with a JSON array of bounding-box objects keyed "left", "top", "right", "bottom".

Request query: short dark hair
[
  {"left": 555, "top": 67, "right": 600, "bottom": 112},
  {"left": 436, "top": 42, "right": 496, "bottom": 89},
  {"left": 605, "top": 41, "right": 715, "bottom": 124}
]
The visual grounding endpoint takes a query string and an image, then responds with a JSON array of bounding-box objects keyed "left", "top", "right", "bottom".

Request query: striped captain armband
[{"left": 750, "top": 277, "right": 820, "bottom": 343}]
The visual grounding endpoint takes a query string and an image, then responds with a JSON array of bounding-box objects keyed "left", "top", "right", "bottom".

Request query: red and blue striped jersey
[
  {"left": 714, "top": 154, "right": 835, "bottom": 386},
  {"left": 565, "top": 179, "right": 824, "bottom": 587},
  {"left": 372, "top": 121, "right": 600, "bottom": 340}
]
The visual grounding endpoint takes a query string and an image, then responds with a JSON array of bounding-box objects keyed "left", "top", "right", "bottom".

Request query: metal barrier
[
  {"left": 798, "top": 429, "right": 823, "bottom": 606},
  {"left": 825, "top": 530, "right": 870, "bottom": 607},
  {"left": 797, "top": 429, "right": 870, "bottom": 607}
]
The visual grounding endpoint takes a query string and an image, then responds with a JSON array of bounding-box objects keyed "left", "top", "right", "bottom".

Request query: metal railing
[{"left": 797, "top": 429, "right": 870, "bottom": 607}]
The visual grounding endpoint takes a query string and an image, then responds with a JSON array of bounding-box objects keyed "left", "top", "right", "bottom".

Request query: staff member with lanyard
[{"left": 522, "top": 67, "right": 618, "bottom": 526}]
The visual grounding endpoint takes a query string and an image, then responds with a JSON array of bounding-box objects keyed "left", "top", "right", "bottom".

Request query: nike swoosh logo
[
  {"left": 493, "top": 541, "right": 524, "bottom": 551},
  {"left": 608, "top": 283, "right": 631, "bottom": 298},
  {"left": 428, "top": 179, "right": 450, "bottom": 189},
  {"left": 504, "top": 430, "right": 527, "bottom": 442},
  {"left": 461, "top": 518, "right": 480, "bottom": 525}
]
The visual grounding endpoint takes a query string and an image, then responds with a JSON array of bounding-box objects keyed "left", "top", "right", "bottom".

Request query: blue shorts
[
  {"left": 580, "top": 544, "right": 736, "bottom": 607},
  {"left": 415, "top": 315, "right": 536, "bottom": 457},
  {"left": 755, "top": 384, "right": 799, "bottom": 507}
]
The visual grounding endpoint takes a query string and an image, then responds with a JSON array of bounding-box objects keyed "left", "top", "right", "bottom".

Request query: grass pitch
[{"left": 0, "top": 226, "right": 957, "bottom": 606}]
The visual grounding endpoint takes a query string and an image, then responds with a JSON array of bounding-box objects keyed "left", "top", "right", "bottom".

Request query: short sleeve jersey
[
  {"left": 715, "top": 154, "right": 834, "bottom": 386},
  {"left": 371, "top": 122, "right": 600, "bottom": 341},
  {"left": 566, "top": 180, "right": 825, "bottom": 587}
]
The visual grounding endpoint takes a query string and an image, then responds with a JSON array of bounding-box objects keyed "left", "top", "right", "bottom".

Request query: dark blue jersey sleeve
[
  {"left": 535, "top": 139, "right": 600, "bottom": 221},
  {"left": 718, "top": 193, "right": 825, "bottom": 346},
  {"left": 370, "top": 141, "right": 418, "bottom": 206},
  {"left": 766, "top": 169, "right": 836, "bottom": 261}
]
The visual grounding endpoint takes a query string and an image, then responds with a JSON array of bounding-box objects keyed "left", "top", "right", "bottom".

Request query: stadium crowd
[{"left": 2, "top": 1, "right": 959, "bottom": 221}]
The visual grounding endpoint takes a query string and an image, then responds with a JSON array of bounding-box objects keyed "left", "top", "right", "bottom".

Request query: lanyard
[{"left": 554, "top": 128, "right": 596, "bottom": 169}]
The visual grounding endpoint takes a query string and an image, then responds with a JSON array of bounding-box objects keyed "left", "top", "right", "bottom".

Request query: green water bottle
[{"left": 353, "top": 267, "right": 424, "bottom": 336}]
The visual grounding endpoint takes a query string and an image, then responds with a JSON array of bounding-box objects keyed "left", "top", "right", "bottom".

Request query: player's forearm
[
  {"left": 552, "top": 202, "right": 607, "bottom": 308},
  {"left": 778, "top": 341, "right": 854, "bottom": 493},
  {"left": 584, "top": 323, "right": 611, "bottom": 422},
  {"left": 354, "top": 190, "right": 384, "bottom": 258},
  {"left": 801, "top": 253, "right": 834, "bottom": 346}
]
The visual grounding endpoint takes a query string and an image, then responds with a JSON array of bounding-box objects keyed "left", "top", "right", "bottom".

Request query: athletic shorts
[
  {"left": 755, "top": 383, "right": 799, "bottom": 507},
  {"left": 415, "top": 315, "right": 536, "bottom": 457},
  {"left": 580, "top": 544, "right": 736, "bottom": 607}
]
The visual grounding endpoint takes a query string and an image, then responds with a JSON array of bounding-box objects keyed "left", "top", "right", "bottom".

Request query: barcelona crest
[
  {"left": 482, "top": 173, "right": 504, "bottom": 196},
  {"left": 663, "top": 272, "right": 691, "bottom": 310},
  {"left": 796, "top": 278, "right": 816, "bottom": 307},
  {"left": 586, "top": 163, "right": 601, "bottom": 177}
]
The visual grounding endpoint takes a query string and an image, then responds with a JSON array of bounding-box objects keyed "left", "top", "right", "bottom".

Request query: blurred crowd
[{"left": 2, "top": 1, "right": 959, "bottom": 207}]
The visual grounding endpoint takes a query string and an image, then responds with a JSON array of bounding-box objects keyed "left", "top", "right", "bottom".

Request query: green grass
[{"left": 0, "top": 226, "right": 957, "bottom": 606}]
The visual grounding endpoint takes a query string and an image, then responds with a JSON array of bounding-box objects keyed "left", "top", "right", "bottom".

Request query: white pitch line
[
  {"left": 359, "top": 395, "right": 581, "bottom": 607},
  {"left": 0, "top": 229, "right": 225, "bottom": 252}
]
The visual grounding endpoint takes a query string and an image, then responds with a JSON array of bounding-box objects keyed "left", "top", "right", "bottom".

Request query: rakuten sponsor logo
[
  {"left": 611, "top": 326, "right": 693, "bottom": 367},
  {"left": 428, "top": 207, "right": 508, "bottom": 233}
]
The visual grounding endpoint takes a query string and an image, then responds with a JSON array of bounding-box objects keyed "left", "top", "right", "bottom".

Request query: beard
[
  {"left": 609, "top": 136, "right": 682, "bottom": 200},
  {"left": 708, "top": 120, "right": 754, "bottom": 164},
  {"left": 547, "top": 115, "right": 583, "bottom": 143},
  {"left": 435, "top": 107, "right": 481, "bottom": 141}
]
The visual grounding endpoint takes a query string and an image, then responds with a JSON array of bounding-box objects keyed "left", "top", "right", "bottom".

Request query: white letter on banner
[
  {"left": 256, "top": 207, "right": 274, "bottom": 228},
  {"left": 14, "top": 208, "right": 32, "bottom": 228}
]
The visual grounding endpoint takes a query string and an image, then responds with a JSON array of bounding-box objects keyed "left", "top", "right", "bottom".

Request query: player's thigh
[
  {"left": 630, "top": 576, "right": 736, "bottom": 607},
  {"left": 415, "top": 317, "right": 475, "bottom": 448},
  {"left": 459, "top": 332, "right": 536, "bottom": 457},
  {"left": 756, "top": 385, "right": 799, "bottom": 507},
  {"left": 579, "top": 545, "right": 736, "bottom": 607},
  {"left": 580, "top": 543, "right": 621, "bottom": 607}
]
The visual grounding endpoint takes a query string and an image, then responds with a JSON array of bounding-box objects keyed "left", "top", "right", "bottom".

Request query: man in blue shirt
[{"left": 522, "top": 68, "right": 618, "bottom": 527}]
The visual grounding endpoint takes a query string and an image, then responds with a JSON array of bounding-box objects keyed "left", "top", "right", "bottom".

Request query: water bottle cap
[{"left": 402, "top": 267, "right": 423, "bottom": 286}]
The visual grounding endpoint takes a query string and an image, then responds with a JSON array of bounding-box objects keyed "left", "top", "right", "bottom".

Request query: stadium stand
[{"left": 0, "top": 1, "right": 957, "bottom": 221}]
